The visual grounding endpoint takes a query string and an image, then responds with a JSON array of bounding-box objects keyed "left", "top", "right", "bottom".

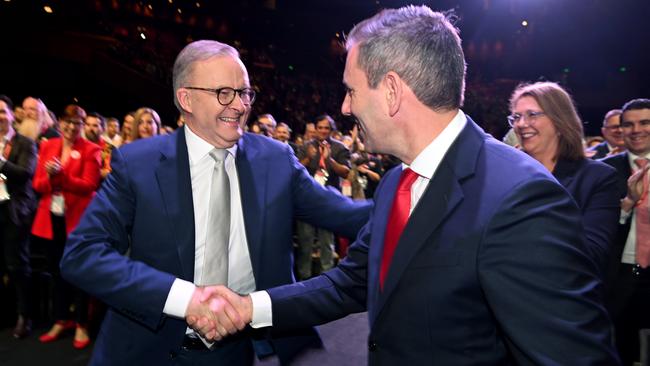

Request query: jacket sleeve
[
  {"left": 60, "top": 148, "right": 176, "bottom": 330},
  {"left": 478, "top": 178, "right": 619, "bottom": 365},
  {"left": 1, "top": 137, "right": 37, "bottom": 184}
]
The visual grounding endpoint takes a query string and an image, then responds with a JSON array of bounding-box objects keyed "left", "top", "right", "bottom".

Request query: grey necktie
[{"left": 201, "top": 148, "right": 230, "bottom": 286}]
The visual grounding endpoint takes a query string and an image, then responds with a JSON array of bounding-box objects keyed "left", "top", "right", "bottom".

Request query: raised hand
[{"left": 186, "top": 285, "right": 253, "bottom": 341}]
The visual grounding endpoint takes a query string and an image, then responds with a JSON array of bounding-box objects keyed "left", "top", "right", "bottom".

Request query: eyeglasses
[
  {"left": 603, "top": 124, "right": 622, "bottom": 131},
  {"left": 184, "top": 86, "right": 256, "bottom": 106},
  {"left": 61, "top": 119, "right": 83, "bottom": 127},
  {"left": 507, "top": 110, "right": 546, "bottom": 127}
]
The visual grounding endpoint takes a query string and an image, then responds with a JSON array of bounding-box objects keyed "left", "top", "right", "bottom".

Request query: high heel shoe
[
  {"left": 39, "top": 320, "right": 75, "bottom": 343},
  {"left": 72, "top": 324, "right": 91, "bottom": 350}
]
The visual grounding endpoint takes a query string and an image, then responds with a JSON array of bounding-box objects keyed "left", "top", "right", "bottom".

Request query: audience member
[
  {"left": 0, "top": 95, "right": 38, "bottom": 339},
  {"left": 509, "top": 81, "right": 620, "bottom": 277},
  {"left": 602, "top": 98, "right": 650, "bottom": 366},
  {"left": 588, "top": 109, "right": 624, "bottom": 159},
  {"left": 130, "top": 107, "right": 161, "bottom": 141},
  {"left": 31, "top": 104, "right": 101, "bottom": 350}
]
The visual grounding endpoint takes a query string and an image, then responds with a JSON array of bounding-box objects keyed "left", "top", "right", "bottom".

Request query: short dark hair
[
  {"left": 0, "top": 95, "right": 14, "bottom": 110},
  {"left": 314, "top": 114, "right": 337, "bottom": 131},
  {"left": 622, "top": 99, "right": 650, "bottom": 116},
  {"left": 87, "top": 112, "right": 106, "bottom": 129}
]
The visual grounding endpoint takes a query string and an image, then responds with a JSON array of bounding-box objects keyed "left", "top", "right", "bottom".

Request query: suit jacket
[
  {"left": 268, "top": 117, "right": 619, "bottom": 365},
  {"left": 600, "top": 152, "right": 633, "bottom": 290},
  {"left": 552, "top": 158, "right": 622, "bottom": 280},
  {"left": 1, "top": 132, "right": 37, "bottom": 227},
  {"left": 31, "top": 137, "right": 101, "bottom": 239},
  {"left": 60, "top": 130, "right": 371, "bottom": 365},
  {"left": 588, "top": 141, "right": 612, "bottom": 160}
]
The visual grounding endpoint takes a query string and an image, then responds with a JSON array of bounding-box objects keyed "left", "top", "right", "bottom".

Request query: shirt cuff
[
  {"left": 162, "top": 278, "right": 195, "bottom": 318},
  {"left": 249, "top": 290, "right": 273, "bottom": 328},
  {"left": 620, "top": 208, "right": 632, "bottom": 225}
]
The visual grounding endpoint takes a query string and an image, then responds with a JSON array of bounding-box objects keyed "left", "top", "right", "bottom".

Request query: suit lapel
[
  {"left": 235, "top": 134, "right": 268, "bottom": 284},
  {"left": 367, "top": 168, "right": 400, "bottom": 321},
  {"left": 372, "top": 118, "right": 484, "bottom": 321},
  {"left": 155, "top": 130, "right": 196, "bottom": 281}
]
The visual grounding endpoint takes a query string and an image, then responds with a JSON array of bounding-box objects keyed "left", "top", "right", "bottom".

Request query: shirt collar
[
  {"left": 403, "top": 110, "right": 466, "bottom": 179},
  {"left": 184, "top": 125, "right": 237, "bottom": 165},
  {"left": 627, "top": 150, "right": 650, "bottom": 167}
]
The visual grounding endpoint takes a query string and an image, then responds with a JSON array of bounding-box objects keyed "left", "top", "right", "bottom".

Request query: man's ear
[
  {"left": 384, "top": 71, "right": 402, "bottom": 117},
  {"left": 176, "top": 88, "right": 192, "bottom": 113}
]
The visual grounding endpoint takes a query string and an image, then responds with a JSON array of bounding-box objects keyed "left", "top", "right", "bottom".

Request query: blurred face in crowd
[
  {"left": 304, "top": 123, "right": 316, "bottom": 141},
  {"left": 258, "top": 116, "right": 275, "bottom": 136},
  {"left": 315, "top": 118, "right": 332, "bottom": 142},
  {"left": 601, "top": 113, "right": 624, "bottom": 148},
  {"left": 0, "top": 101, "right": 14, "bottom": 135},
  {"left": 123, "top": 114, "right": 134, "bottom": 136},
  {"left": 180, "top": 55, "right": 251, "bottom": 148},
  {"left": 341, "top": 45, "right": 390, "bottom": 153},
  {"left": 84, "top": 116, "right": 104, "bottom": 143},
  {"left": 13, "top": 106, "right": 25, "bottom": 122},
  {"left": 137, "top": 113, "right": 158, "bottom": 138},
  {"left": 512, "top": 96, "right": 559, "bottom": 162},
  {"left": 22, "top": 97, "right": 43, "bottom": 121},
  {"left": 60, "top": 117, "right": 83, "bottom": 143},
  {"left": 274, "top": 124, "right": 291, "bottom": 142},
  {"left": 106, "top": 119, "right": 120, "bottom": 138},
  {"left": 621, "top": 108, "right": 650, "bottom": 156}
]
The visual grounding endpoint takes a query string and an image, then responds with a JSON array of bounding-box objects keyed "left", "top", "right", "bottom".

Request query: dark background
[{"left": 1, "top": 0, "right": 648, "bottom": 139}]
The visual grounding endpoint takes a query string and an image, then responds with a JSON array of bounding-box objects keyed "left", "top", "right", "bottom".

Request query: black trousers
[
  {"left": 40, "top": 214, "right": 88, "bottom": 324},
  {"left": 611, "top": 263, "right": 650, "bottom": 366},
  {"left": 0, "top": 201, "right": 32, "bottom": 317}
]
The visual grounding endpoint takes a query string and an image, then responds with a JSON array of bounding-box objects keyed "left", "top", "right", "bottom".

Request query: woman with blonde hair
[{"left": 130, "top": 107, "right": 160, "bottom": 141}]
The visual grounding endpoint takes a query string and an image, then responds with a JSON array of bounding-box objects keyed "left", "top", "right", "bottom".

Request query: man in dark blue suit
[
  {"left": 60, "top": 40, "right": 371, "bottom": 365},
  {"left": 194, "top": 6, "right": 620, "bottom": 365},
  {"left": 601, "top": 98, "right": 650, "bottom": 366}
]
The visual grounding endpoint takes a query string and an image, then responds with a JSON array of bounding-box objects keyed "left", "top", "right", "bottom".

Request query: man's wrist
[{"left": 622, "top": 196, "right": 637, "bottom": 212}]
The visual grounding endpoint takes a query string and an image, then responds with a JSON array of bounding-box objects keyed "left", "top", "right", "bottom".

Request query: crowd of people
[{"left": 1, "top": 5, "right": 650, "bottom": 366}]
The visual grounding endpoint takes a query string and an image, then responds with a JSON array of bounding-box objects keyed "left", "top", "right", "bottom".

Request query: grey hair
[
  {"left": 172, "top": 40, "right": 240, "bottom": 111},
  {"left": 345, "top": 5, "right": 466, "bottom": 111}
]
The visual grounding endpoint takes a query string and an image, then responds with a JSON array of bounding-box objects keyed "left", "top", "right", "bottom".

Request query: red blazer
[{"left": 32, "top": 137, "right": 101, "bottom": 240}]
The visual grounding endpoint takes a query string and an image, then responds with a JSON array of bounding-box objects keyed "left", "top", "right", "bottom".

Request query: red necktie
[
  {"left": 380, "top": 168, "right": 419, "bottom": 289},
  {"left": 635, "top": 158, "right": 650, "bottom": 268}
]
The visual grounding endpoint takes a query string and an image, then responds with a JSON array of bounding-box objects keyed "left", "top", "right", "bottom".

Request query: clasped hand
[{"left": 185, "top": 285, "right": 253, "bottom": 342}]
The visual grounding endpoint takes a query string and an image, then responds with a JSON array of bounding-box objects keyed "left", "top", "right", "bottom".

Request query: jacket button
[{"left": 368, "top": 341, "right": 377, "bottom": 352}]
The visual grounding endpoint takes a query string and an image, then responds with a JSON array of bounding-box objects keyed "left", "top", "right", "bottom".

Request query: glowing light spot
[
  {"left": 521, "top": 20, "right": 528, "bottom": 27},
  {"left": 43, "top": 5, "right": 53, "bottom": 13},
  {"left": 140, "top": 32, "right": 146, "bottom": 40}
]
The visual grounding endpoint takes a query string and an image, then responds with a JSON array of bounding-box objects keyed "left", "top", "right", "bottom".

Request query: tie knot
[
  {"left": 398, "top": 168, "right": 419, "bottom": 191},
  {"left": 635, "top": 158, "right": 648, "bottom": 169},
  {"left": 209, "top": 148, "right": 228, "bottom": 163}
]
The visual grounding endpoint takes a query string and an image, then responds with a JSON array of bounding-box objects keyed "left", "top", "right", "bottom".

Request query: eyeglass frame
[
  {"left": 507, "top": 110, "right": 546, "bottom": 127},
  {"left": 184, "top": 86, "right": 256, "bottom": 106}
]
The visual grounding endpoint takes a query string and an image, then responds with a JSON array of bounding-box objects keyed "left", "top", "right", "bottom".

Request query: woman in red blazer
[{"left": 31, "top": 105, "right": 101, "bottom": 349}]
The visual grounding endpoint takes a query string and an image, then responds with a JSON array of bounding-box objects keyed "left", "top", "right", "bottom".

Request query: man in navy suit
[
  {"left": 601, "top": 98, "right": 650, "bottom": 366},
  {"left": 60, "top": 40, "right": 371, "bottom": 365},
  {"left": 193, "top": 6, "right": 620, "bottom": 365}
]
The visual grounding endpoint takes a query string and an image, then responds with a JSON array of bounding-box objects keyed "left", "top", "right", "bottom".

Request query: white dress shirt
[
  {"left": 162, "top": 125, "right": 256, "bottom": 318},
  {"left": 249, "top": 110, "right": 467, "bottom": 327}
]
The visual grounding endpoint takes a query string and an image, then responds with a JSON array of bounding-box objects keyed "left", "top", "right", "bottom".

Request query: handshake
[{"left": 185, "top": 285, "right": 252, "bottom": 342}]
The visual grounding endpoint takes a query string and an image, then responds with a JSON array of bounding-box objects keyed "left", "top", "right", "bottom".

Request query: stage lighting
[
  {"left": 43, "top": 5, "right": 53, "bottom": 13},
  {"left": 521, "top": 20, "right": 529, "bottom": 27}
]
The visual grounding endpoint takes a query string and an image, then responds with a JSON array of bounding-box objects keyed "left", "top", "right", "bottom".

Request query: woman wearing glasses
[
  {"left": 31, "top": 105, "right": 101, "bottom": 349},
  {"left": 130, "top": 107, "right": 161, "bottom": 141},
  {"left": 509, "top": 81, "right": 621, "bottom": 281}
]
